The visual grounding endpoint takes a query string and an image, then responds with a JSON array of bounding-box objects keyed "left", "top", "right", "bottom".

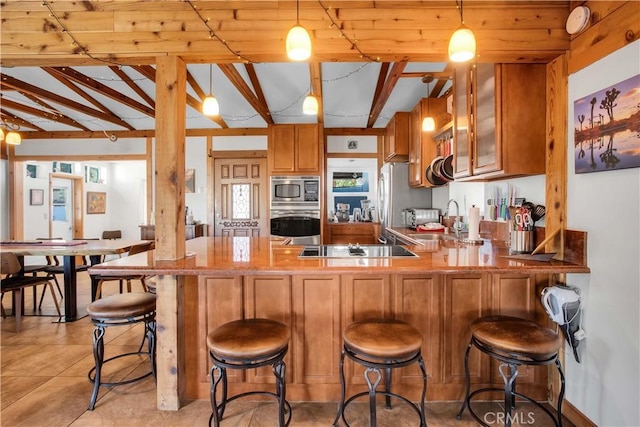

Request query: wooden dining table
[{"left": 0, "top": 239, "right": 146, "bottom": 321}]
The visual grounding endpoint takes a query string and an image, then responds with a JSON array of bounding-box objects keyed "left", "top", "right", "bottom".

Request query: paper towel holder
[{"left": 463, "top": 205, "right": 484, "bottom": 245}]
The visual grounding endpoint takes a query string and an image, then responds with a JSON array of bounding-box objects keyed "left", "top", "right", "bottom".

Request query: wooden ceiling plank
[
  {"left": 49, "top": 66, "right": 155, "bottom": 117},
  {"left": 0, "top": 98, "right": 90, "bottom": 131},
  {"left": 43, "top": 67, "right": 136, "bottom": 130},
  {"left": 367, "top": 62, "right": 391, "bottom": 128},
  {"left": 309, "top": 62, "right": 323, "bottom": 126},
  {"left": 0, "top": 109, "right": 46, "bottom": 132},
  {"left": 109, "top": 66, "right": 156, "bottom": 108},
  {"left": 218, "top": 63, "right": 272, "bottom": 125}
]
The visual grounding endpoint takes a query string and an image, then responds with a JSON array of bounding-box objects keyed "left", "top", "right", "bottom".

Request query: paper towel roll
[{"left": 468, "top": 206, "right": 480, "bottom": 241}]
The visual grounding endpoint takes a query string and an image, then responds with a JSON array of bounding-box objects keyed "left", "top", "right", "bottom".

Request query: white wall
[
  {"left": 185, "top": 136, "right": 208, "bottom": 224},
  {"left": 565, "top": 41, "right": 640, "bottom": 426}
]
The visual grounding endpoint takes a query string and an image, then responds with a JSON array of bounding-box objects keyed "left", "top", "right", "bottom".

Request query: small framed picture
[
  {"left": 347, "top": 139, "right": 358, "bottom": 150},
  {"left": 87, "top": 191, "right": 106, "bottom": 214},
  {"left": 30, "top": 189, "right": 44, "bottom": 206}
]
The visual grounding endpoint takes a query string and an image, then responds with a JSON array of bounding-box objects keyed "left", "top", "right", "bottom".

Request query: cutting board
[{"left": 500, "top": 253, "right": 557, "bottom": 262}]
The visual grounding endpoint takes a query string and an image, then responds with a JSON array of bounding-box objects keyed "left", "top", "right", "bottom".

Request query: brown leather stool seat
[
  {"left": 333, "top": 318, "right": 427, "bottom": 427},
  {"left": 457, "top": 315, "right": 565, "bottom": 427},
  {"left": 86, "top": 293, "right": 156, "bottom": 411},
  {"left": 207, "top": 318, "right": 291, "bottom": 427}
]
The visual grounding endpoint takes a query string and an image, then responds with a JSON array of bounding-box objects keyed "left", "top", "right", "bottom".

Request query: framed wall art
[
  {"left": 30, "top": 189, "right": 44, "bottom": 206},
  {"left": 87, "top": 191, "right": 106, "bottom": 214},
  {"left": 573, "top": 74, "right": 640, "bottom": 174}
]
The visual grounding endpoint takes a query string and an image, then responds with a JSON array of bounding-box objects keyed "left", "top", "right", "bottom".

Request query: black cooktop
[{"left": 298, "top": 245, "right": 417, "bottom": 258}]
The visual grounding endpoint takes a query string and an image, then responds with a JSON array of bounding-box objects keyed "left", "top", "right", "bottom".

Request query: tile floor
[{"left": 1, "top": 272, "right": 574, "bottom": 427}]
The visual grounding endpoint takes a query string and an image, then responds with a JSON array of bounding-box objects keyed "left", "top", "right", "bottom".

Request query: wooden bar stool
[
  {"left": 333, "top": 318, "right": 427, "bottom": 427},
  {"left": 456, "top": 315, "right": 565, "bottom": 427},
  {"left": 207, "top": 318, "right": 291, "bottom": 427},
  {"left": 86, "top": 292, "right": 157, "bottom": 410}
]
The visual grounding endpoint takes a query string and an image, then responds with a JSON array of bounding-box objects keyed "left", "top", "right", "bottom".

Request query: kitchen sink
[{"left": 299, "top": 245, "right": 418, "bottom": 258}]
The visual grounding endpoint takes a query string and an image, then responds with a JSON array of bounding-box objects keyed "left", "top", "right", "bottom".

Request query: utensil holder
[{"left": 510, "top": 230, "right": 536, "bottom": 254}]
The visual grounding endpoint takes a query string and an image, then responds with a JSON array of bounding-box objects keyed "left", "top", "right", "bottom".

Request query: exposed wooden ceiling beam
[
  {"left": 367, "top": 62, "right": 391, "bottom": 128},
  {"left": 1, "top": 109, "right": 45, "bottom": 132},
  {"left": 42, "top": 68, "right": 136, "bottom": 130},
  {"left": 2, "top": 73, "right": 134, "bottom": 130},
  {"left": 132, "top": 64, "right": 228, "bottom": 128},
  {"left": 109, "top": 66, "right": 155, "bottom": 108},
  {"left": 0, "top": 98, "right": 90, "bottom": 131},
  {"left": 244, "top": 64, "right": 270, "bottom": 119},
  {"left": 309, "top": 62, "right": 323, "bottom": 126},
  {"left": 367, "top": 60, "right": 407, "bottom": 128},
  {"left": 49, "top": 66, "right": 155, "bottom": 117},
  {"left": 217, "top": 64, "right": 273, "bottom": 125}
]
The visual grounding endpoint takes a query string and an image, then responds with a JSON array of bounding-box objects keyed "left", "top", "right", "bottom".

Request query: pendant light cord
[
  {"left": 296, "top": 0, "right": 300, "bottom": 24},
  {"left": 209, "top": 64, "right": 213, "bottom": 94},
  {"left": 457, "top": 0, "right": 464, "bottom": 24}
]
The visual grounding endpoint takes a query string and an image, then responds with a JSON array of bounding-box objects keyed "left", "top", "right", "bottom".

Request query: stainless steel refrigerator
[{"left": 377, "top": 162, "right": 432, "bottom": 240}]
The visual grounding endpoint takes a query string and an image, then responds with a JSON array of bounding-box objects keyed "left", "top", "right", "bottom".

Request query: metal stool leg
[
  {"left": 556, "top": 358, "right": 565, "bottom": 427},
  {"left": 273, "top": 360, "right": 287, "bottom": 427},
  {"left": 418, "top": 355, "right": 428, "bottom": 427},
  {"left": 385, "top": 366, "right": 392, "bottom": 409},
  {"left": 498, "top": 363, "right": 518, "bottom": 427},
  {"left": 332, "top": 350, "right": 347, "bottom": 427},
  {"left": 364, "top": 367, "right": 382, "bottom": 427},
  {"left": 209, "top": 364, "right": 225, "bottom": 427},
  {"left": 456, "top": 339, "right": 473, "bottom": 419},
  {"left": 88, "top": 326, "right": 106, "bottom": 410}
]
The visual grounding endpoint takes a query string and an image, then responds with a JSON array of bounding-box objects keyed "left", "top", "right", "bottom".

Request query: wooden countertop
[{"left": 89, "top": 236, "right": 590, "bottom": 276}]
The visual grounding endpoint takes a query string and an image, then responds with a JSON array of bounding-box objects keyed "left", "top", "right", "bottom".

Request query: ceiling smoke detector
[{"left": 566, "top": 6, "right": 590, "bottom": 35}]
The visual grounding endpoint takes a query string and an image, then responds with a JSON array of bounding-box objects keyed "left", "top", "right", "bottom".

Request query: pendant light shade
[
  {"left": 0, "top": 128, "right": 4, "bottom": 142},
  {"left": 5, "top": 131, "right": 21, "bottom": 145},
  {"left": 286, "top": 0, "right": 311, "bottom": 61},
  {"left": 448, "top": 25, "right": 476, "bottom": 62},
  {"left": 422, "top": 116, "right": 436, "bottom": 132},
  {"left": 448, "top": 1, "right": 476, "bottom": 62},
  {"left": 202, "top": 64, "right": 219, "bottom": 116},
  {"left": 202, "top": 95, "right": 219, "bottom": 116},
  {"left": 303, "top": 94, "right": 318, "bottom": 115},
  {"left": 422, "top": 74, "right": 436, "bottom": 132}
]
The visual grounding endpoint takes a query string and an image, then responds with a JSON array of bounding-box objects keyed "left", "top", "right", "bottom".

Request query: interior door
[
  {"left": 213, "top": 157, "right": 268, "bottom": 237},
  {"left": 51, "top": 177, "right": 74, "bottom": 240}
]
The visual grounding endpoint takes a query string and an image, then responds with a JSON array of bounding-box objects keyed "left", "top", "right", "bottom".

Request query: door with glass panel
[
  {"left": 213, "top": 157, "right": 268, "bottom": 237},
  {"left": 51, "top": 177, "right": 74, "bottom": 240}
]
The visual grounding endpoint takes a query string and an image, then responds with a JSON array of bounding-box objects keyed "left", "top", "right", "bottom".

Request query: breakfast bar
[{"left": 89, "top": 235, "right": 589, "bottom": 410}]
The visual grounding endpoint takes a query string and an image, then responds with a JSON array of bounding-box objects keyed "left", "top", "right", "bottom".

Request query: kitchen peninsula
[{"left": 89, "top": 235, "right": 589, "bottom": 407}]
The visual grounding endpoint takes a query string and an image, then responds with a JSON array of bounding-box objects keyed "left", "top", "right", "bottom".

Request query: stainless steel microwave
[{"left": 270, "top": 176, "right": 320, "bottom": 209}]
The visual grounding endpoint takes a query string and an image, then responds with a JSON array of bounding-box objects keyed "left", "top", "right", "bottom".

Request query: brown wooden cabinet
[
  {"left": 384, "top": 111, "right": 410, "bottom": 162},
  {"left": 324, "top": 222, "right": 378, "bottom": 244},
  {"left": 453, "top": 63, "right": 546, "bottom": 180},
  {"left": 268, "top": 124, "right": 320, "bottom": 174},
  {"left": 190, "top": 271, "right": 552, "bottom": 402}
]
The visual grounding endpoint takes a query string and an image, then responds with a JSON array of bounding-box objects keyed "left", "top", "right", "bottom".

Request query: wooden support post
[
  {"left": 546, "top": 52, "right": 568, "bottom": 410},
  {"left": 154, "top": 56, "right": 187, "bottom": 410}
]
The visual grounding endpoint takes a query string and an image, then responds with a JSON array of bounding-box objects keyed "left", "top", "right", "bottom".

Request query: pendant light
[
  {"left": 303, "top": 82, "right": 318, "bottom": 115},
  {"left": 202, "top": 64, "right": 219, "bottom": 116},
  {"left": 286, "top": 0, "right": 311, "bottom": 61},
  {"left": 448, "top": 0, "right": 476, "bottom": 62},
  {"left": 5, "top": 131, "right": 22, "bottom": 145},
  {"left": 421, "top": 75, "right": 436, "bottom": 132}
]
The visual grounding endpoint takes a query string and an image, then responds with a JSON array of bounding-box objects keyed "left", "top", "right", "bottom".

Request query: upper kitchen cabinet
[
  {"left": 453, "top": 64, "right": 546, "bottom": 180},
  {"left": 268, "top": 124, "right": 321, "bottom": 174},
  {"left": 383, "top": 111, "right": 410, "bottom": 162},
  {"left": 410, "top": 97, "right": 448, "bottom": 187}
]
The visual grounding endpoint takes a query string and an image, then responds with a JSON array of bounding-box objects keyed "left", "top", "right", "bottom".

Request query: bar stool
[
  {"left": 333, "top": 318, "right": 427, "bottom": 427},
  {"left": 457, "top": 315, "right": 565, "bottom": 427},
  {"left": 86, "top": 292, "right": 157, "bottom": 410},
  {"left": 207, "top": 318, "right": 291, "bottom": 427}
]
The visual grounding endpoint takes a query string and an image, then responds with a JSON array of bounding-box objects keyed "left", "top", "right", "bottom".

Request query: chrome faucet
[{"left": 446, "top": 199, "right": 462, "bottom": 237}]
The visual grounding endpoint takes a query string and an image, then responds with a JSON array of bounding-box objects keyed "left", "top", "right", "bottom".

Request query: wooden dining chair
[
  {"left": 93, "top": 242, "right": 154, "bottom": 299},
  {"left": 1, "top": 252, "right": 62, "bottom": 332}
]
